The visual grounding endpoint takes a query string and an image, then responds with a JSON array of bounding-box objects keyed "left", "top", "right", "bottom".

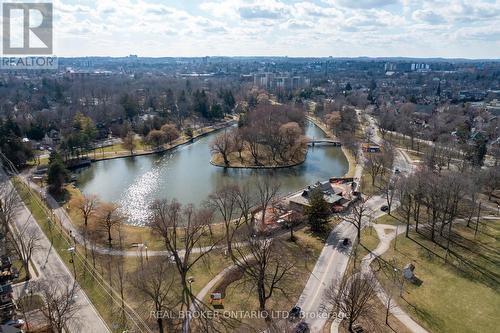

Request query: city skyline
[{"left": 39, "top": 0, "right": 500, "bottom": 58}]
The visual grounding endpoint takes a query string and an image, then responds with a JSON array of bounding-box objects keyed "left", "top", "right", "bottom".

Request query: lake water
[{"left": 76, "top": 121, "right": 349, "bottom": 225}]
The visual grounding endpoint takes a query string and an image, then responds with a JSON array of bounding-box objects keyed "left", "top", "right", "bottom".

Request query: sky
[{"left": 23, "top": 0, "right": 500, "bottom": 58}]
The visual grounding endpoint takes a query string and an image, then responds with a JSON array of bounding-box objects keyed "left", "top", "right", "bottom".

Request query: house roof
[{"left": 290, "top": 180, "right": 343, "bottom": 206}]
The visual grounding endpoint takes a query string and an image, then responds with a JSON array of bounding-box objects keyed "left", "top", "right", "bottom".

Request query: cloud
[
  {"left": 412, "top": 9, "right": 446, "bottom": 24},
  {"left": 284, "top": 19, "right": 313, "bottom": 30},
  {"left": 48, "top": 0, "right": 499, "bottom": 58},
  {"left": 238, "top": 2, "right": 290, "bottom": 20},
  {"left": 325, "top": 0, "right": 399, "bottom": 9}
]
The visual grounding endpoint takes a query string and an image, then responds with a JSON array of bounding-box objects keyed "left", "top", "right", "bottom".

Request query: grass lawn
[
  {"left": 374, "top": 210, "right": 406, "bottom": 226},
  {"left": 374, "top": 218, "right": 500, "bottom": 333},
  {"left": 341, "top": 147, "right": 357, "bottom": 178},
  {"left": 348, "top": 226, "right": 380, "bottom": 272},
  {"left": 384, "top": 133, "right": 431, "bottom": 154},
  {"left": 17, "top": 294, "right": 45, "bottom": 312},
  {"left": 403, "top": 149, "right": 424, "bottom": 162},
  {"left": 293, "top": 217, "right": 341, "bottom": 247},
  {"left": 338, "top": 297, "right": 412, "bottom": 333}
]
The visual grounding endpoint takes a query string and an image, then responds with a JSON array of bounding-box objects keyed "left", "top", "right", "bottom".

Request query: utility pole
[{"left": 68, "top": 247, "right": 77, "bottom": 278}]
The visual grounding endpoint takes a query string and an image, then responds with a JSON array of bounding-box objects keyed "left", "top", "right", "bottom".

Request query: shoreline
[
  {"left": 88, "top": 119, "right": 236, "bottom": 164},
  {"left": 305, "top": 114, "right": 356, "bottom": 178},
  {"left": 210, "top": 117, "right": 348, "bottom": 170},
  {"left": 209, "top": 151, "right": 307, "bottom": 170}
]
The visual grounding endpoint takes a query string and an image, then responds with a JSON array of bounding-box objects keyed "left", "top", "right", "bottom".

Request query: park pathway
[{"left": 330, "top": 224, "right": 429, "bottom": 333}]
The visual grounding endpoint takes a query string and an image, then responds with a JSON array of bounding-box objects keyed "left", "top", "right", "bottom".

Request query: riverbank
[
  {"left": 89, "top": 119, "right": 236, "bottom": 163},
  {"left": 305, "top": 114, "right": 357, "bottom": 178}
]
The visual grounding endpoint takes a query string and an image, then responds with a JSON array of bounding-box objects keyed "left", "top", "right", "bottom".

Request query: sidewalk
[{"left": 330, "top": 224, "right": 429, "bottom": 333}]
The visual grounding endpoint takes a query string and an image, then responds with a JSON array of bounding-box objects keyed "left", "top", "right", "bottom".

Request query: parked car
[
  {"left": 294, "top": 321, "right": 310, "bottom": 333},
  {"left": 289, "top": 306, "right": 302, "bottom": 319},
  {"left": 394, "top": 168, "right": 400, "bottom": 174},
  {"left": 380, "top": 205, "right": 389, "bottom": 212},
  {"left": 4, "top": 319, "right": 25, "bottom": 328},
  {"left": 342, "top": 238, "right": 350, "bottom": 246}
]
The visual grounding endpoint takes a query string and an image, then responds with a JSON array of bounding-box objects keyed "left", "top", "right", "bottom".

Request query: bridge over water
[{"left": 307, "top": 138, "right": 342, "bottom": 147}]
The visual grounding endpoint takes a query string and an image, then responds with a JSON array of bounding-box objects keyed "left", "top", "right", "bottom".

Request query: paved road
[
  {"left": 296, "top": 195, "right": 389, "bottom": 332},
  {"left": 2, "top": 170, "right": 110, "bottom": 333},
  {"left": 296, "top": 111, "right": 413, "bottom": 332}
]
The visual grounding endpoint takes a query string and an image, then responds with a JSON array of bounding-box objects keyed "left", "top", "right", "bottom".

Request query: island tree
[{"left": 210, "top": 130, "right": 233, "bottom": 166}]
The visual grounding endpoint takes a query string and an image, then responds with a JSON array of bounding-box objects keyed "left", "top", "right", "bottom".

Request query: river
[{"left": 75, "top": 121, "right": 349, "bottom": 225}]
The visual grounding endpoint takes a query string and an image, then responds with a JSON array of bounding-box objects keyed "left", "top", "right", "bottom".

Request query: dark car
[
  {"left": 342, "top": 238, "right": 350, "bottom": 246},
  {"left": 380, "top": 205, "right": 389, "bottom": 212},
  {"left": 394, "top": 168, "right": 400, "bottom": 174},
  {"left": 289, "top": 306, "right": 302, "bottom": 319},
  {"left": 294, "top": 321, "right": 310, "bottom": 333}
]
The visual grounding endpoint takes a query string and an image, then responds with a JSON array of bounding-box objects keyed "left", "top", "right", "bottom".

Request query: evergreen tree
[
  {"left": 305, "top": 188, "right": 330, "bottom": 232},
  {"left": 47, "top": 152, "right": 69, "bottom": 194}
]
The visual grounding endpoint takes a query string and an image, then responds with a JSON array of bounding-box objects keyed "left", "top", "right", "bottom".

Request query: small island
[{"left": 210, "top": 104, "right": 309, "bottom": 168}]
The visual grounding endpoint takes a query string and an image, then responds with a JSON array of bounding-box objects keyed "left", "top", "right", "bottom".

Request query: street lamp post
[
  {"left": 394, "top": 268, "right": 404, "bottom": 297},
  {"left": 187, "top": 276, "right": 194, "bottom": 295},
  {"left": 138, "top": 243, "right": 146, "bottom": 270},
  {"left": 68, "top": 247, "right": 76, "bottom": 278}
]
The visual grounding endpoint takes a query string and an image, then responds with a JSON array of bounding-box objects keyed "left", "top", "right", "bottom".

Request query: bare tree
[
  {"left": 160, "top": 124, "right": 180, "bottom": 145},
  {"left": 344, "top": 197, "right": 373, "bottom": 265},
  {"left": 145, "top": 130, "right": 166, "bottom": 150},
  {"left": 423, "top": 146, "right": 448, "bottom": 173},
  {"left": 256, "top": 178, "right": 281, "bottom": 229},
  {"left": 72, "top": 194, "right": 99, "bottom": 227},
  {"left": 8, "top": 218, "right": 41, "bottom": 280},
  {"left": 0, "top": 181, "right": 20, "bottom": 247},
  {"left": 235, "top": 183, "right": 255, "bottom": 226},
  {"left": 208, "top": 184, "right": 243, "bottom": 258},
  {"left": 378, "top": 259, "right": 403, "bottom": 325},
  {"left": 344, "top": 197, "right": 373, "bottom": 246},
  {"left": 482, "top": 167, "right": 500, "bottom": 201},
  {"left": 324, "top": 271, "right": 377, "bottom": 333},
  {"left": 398, "top": 176, "right": 415, "bottom": 237},
  {"left": 210, "top": 130, "right": 233, "bottom": 166},
  {"left": 97, "top": 202, "right": 123, "bottom": 246},
  {"left": 378, "top": 174, "right": 399, "bottom": 215},
  {"left": 122, "top": 131, "right": 136, "bottom": 155},
  {"left": 34, "top": 279, "right": 81, "bottom": 333},
  {"left": 231, "top": 129, "right": 245, "bottom": 161},
  {"left": 242, "top": 127, "right": 261, "bottom": 165},
  {"left": 365, "top": 153, "right": 385, "bottom": 187},
  {"left": 149, "top": 200, "right": 219, "bottom": 311},
  {"left": 130, "top": 260, "right": 180, "bottom": 333},
  {"left": 464, "top": 171, "right": 482, "bottom": 228},
  {"left": 278, "top": 122, "right": 302, "bottom": 162},
  {"left": 232, "top": 234, "right": 293, "bottom": 314}
]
